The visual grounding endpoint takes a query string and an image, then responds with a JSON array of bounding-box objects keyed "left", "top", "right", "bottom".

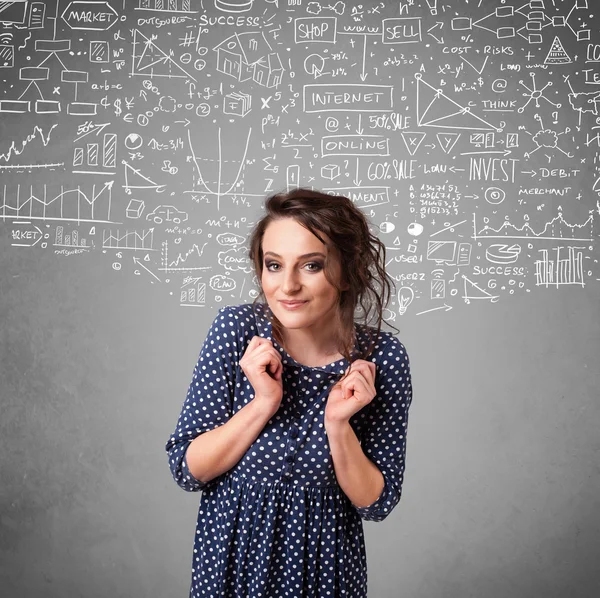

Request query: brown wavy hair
[{"left": 248, "top": 187, "right": 400, "bottom": 380}]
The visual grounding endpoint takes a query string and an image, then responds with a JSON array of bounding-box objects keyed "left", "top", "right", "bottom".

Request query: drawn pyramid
[
  {"left": 132, "top": 29, "right": 196, "bottom": 80},
  {"left": 416, "top": 74, "right": 496, "bottom": 131},
  {"left": 544, "top": 36, "right": 572, "bottom": 65}
]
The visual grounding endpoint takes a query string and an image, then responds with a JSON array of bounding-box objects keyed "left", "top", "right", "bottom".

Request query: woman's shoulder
[
  {"left": 213, "top": 302, "right": 262, "bottom": 337},
  {"left": 356, "top": 324, "right": 408, "bottom": 363}
]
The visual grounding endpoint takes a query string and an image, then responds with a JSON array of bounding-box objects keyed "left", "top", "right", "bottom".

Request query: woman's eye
[
  {"left": 305, "top": 262, "right": 323, "bottom": 272},
  {"left": 264, "top": 262, "right": 323, "bottom": 272}
]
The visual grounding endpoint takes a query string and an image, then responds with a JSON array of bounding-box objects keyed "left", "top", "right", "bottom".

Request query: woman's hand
[
  {"left": 324, "top": 360, "right": 377, "bottom": 426},
  {"left": 240, "top": 336, "right": 284, "bottom": 416}
]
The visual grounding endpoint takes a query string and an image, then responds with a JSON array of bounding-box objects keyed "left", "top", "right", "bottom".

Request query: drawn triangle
[
  {"left": 401, "top": 131, "right": 426, "bottom": 156},
  {"left": 462, "top": 274, "right": 499, "bottom": 301},
  {"left": 436, "top": 132, "right": 461, "bottom": 154},
  {"left": 416, "top": 74, "right": 496, "bottom": 131},
  {"left": 544, "top": 36, "right": 572, "bottom": 65},
  {"left": 123, "top": 160, "right": 166, "bottom": 193},
  {"left": 132, "top": 29, "right": 197, "bottom": 81}
]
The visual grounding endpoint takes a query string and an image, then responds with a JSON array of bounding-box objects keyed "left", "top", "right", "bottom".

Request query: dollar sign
[{"left": 114, "top": 98, "right": 122, "bottom": 117}]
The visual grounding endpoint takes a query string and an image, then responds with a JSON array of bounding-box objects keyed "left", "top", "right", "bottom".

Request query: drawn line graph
[{"left": 1, "top": 181, "right": 114, "bottom": 223}]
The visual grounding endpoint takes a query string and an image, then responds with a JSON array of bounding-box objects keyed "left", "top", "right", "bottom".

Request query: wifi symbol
[
  {"left": 0, "top": 33, "right": 12, "bottom": 44},
  {"left": 432, "top": 269, "right": 444, "bottom": 279}
]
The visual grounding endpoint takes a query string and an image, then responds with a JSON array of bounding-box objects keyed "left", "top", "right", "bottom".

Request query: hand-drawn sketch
[{"left": 0, "top": 0, "right": 597, "bottom": 315}]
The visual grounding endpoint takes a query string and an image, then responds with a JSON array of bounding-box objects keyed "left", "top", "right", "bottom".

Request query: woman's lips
[{"left": 280, "top": 301, "right": 308, "bottom": 309}]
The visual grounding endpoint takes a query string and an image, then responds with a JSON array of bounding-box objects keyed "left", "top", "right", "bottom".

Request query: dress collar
[{"left": 251, "top": 302, "right": 361, "bottom": 375}]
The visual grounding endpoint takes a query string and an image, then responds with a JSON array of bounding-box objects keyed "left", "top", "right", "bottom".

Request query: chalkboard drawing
[
  {"left": 124, "top": 133, "right": 143, "bottom": 151},
  {"left": 214, "top": 32, "right": 283, "bottom": 88},
  {"left": 0, "top": 0, "right": 27, "bottom": 24},
  {"left": 535, "top": 247, "right": 585, "bottom": 288},
  {"left": 517, "top": 73, "right": 560, "bottom": 114},
  {"left": 398, "top": 286, "right": 414, "bottom": 315},
  {"left": 55, "top": 225, "right": 92, "bottom": 249},
  {"left": 304, "top": 54, "right": 326, "bottom": 79},
  {"left": 131, "top": 29, "right": 197, "bottom": 81},
  {"left": 472, "top": 210, "right": 594, "bottom": 242},
  {"left": 306, "top": 2, "right": 345, "bottom": 16},
  {"left": 146, "top": 205, "right": 188, "bottom": 224},
  {"left": 431, "top": 271, "right": 445, "bottom": 299},
  {"left": 223, "top": 91, "right": 251, "bottom": 116},
  {"left": 102, "top": 228, "right": 154, "bottom": 251},
  {"left": 0, "top": 35, "right": 14, "bottom": 68},
  {"left": 425, "top": 0, "right": 437, "bottom": 16},
  {"left": 523, "top": 114, "right": 574, "bottom": 160},
  {"left": 462, "top": 275, "right": 499, "bottom": 304},
  {"left": 437, "top": 133, "right": 461, "bottom": 154},
  {"left": 125, "top": 198, "right": 144, "bottom": 219},
  {"left": 485, "top": 244, "right": 521, "bottom": 265},
  {"left": 215, "top": 0, "right": 253, "bottom": 12},
  {"left": 484, "top": 187, "right": 506, "bottom": 206},
  {"left": 1, "top": 181, "right": 113, "bottom": 223},
  {"left": 180, "top": 277, "right": 206, "bottom": 306},
  {"left": 73, "top": 133, "right": 117, "bottom": 174},
  {"left": 427, "top": 240, "right": 456, "bottom": 265},
  {"left": 29, "top": 1, "right": 45, "bottom": 28},
  {"left": 287, "top": 165, "right": 300, "bottom": 189},
  {"left": 89, "top": 40, "right": 109, "bottom": 63},
  {"left": 401, "top": 131, "right": 426, "bottom": 156},
  {"left": 566, "top": 79, "right": 600, "bottom": 126},
  {"left": 61, "top": 1, "right": 118, "bottom": 31},
  {"left": 545, "top": 36, "right": 572, "bottom": 65},
  {"left": 122, "top": 160, "right": 167, "bottom": 194},
  {"left": 137, "top": 0, "right": 195, "bottom": 12},
  {"left": 187, "top": 127, "right": 252, "bottom": 204},
  {"left": 161, "top": 240, "right": 210, "bottom": 272},
  {"left": 415, "top": 74, "right": 497, "bottom": 132},
  {"left": 321, "top": 164, "right": 340, "bottom": 180}
]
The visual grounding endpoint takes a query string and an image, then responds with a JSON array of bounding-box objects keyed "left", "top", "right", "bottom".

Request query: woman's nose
[{"left": 281, "top": 271, "right": 301, "bottom": 292}]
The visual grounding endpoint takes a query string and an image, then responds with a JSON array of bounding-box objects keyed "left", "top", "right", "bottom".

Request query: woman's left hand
[{"left": 324, "top": 360, "right": 377, "bottom": 426}]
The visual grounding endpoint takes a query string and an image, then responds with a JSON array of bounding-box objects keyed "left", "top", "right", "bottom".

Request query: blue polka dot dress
[{"left": 165, "top": 302, "right": 413, "bottom": 598}]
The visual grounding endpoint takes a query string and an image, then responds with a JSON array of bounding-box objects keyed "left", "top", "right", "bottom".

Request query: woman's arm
[
  {"left": 326, "top": 421, "right": 385, "bottom": 508},
  {"left": 184, "top": 398, "right": 276, "bottom": 485}
]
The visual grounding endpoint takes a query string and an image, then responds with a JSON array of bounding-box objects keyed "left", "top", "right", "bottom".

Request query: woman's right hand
[{"left": 240, "top": 336, "right": 283, "bottom": 415}]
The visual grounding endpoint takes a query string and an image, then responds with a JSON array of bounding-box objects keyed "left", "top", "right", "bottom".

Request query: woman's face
[{"left": 260, "top": 218, "right": 346, "bottom": 336}]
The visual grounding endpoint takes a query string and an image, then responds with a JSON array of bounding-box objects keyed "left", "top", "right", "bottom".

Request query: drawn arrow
[
  {"left": 360, "top": 35, "right": 368, "bottom": 81},
  {"left": 426, "top": 21, "right": 444, "bottom": 44},
  {"left": 353, "top": 157, "right": 362, "bottom": 186},
  {"left": 416, "top": 304, "right": 453, "bottom": 315},
  {"left": 133, "top": 256, "right": 161, "bottom": 282}
]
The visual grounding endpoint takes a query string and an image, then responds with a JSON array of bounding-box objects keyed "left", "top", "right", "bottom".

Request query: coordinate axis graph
[{"left": 186, "top": 127, "right": 253, "bottom": 210}]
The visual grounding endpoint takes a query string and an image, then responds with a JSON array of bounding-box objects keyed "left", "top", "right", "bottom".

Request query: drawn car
[{"left": 146, "top": 205, "right": 189, "bottom": 224}]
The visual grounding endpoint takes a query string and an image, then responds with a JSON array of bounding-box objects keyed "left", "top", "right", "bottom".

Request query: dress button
[
  {"left": 285, "top": 455, "right": 293, "bottom": 463},
  {"left": 290, "top": 428, "right": 298, "bottom": 438}
]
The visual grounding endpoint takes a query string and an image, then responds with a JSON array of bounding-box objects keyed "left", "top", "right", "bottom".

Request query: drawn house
[{"left": 213, "top": 31, "right": 283, "bottom": 88}]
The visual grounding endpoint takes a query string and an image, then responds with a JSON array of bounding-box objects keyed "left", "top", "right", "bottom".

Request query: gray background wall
[{"left": 1, "top": 0, "right": 599, "bottom": 597}]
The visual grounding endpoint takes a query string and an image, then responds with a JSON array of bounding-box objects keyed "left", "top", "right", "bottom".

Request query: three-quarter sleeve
[
  {"left": 352, "top": 336, "right": 413, "bottom": 522},
  {"left": 165, "top": 306, "right": 239, "bottom": 492}
]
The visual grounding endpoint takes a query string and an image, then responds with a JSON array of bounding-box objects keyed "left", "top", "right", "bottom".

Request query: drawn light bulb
[
  {"left": 398, "top": 286, "right": 414, "bottom": 316},
  {"left": 425, "top": 0, "right": 437, "bottom": 15}
]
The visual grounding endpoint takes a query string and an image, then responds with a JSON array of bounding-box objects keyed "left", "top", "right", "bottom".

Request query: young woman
[{"left": 165, "top": 188, "right": 414, "bottom": 597}]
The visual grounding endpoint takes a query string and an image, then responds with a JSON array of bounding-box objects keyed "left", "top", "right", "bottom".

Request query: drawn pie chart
[{"left": 125, "top": 133, "right": 143, "bottom": 150}]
